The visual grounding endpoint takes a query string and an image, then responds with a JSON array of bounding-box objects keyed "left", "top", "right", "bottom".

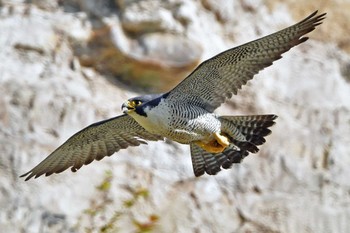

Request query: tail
[{"left": 190, "top": 114, "right": 277, "bottom": 177}]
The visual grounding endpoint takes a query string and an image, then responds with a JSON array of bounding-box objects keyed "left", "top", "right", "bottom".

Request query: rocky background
[{"left": 1, "top": 0, "right": 350, "bottom": 232}]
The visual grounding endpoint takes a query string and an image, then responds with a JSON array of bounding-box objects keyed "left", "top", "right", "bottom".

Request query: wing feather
[
  {"left": 20, "top": 114, "right": 163, "bottom": 180},
  {"left": 166, "top": 11, "right": 326, "bottom": 111}
]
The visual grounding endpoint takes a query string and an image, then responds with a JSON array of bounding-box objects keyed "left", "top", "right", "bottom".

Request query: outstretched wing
[
  {"left": 20, "top": 114, "right": 163, "bottom": 180},
  {"left": 166, "top": 11, "right": 326, "bottom": 112}
]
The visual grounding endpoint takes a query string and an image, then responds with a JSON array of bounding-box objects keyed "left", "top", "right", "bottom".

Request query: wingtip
[
  {"left": 311, "top": 10, "right": 318, "bottom": 16},
  {"left": 315, "top": 12, "right": 327, "bottom": 23},
  {"left": 19, "top": 173, "right": 27, "bottom": 178},
  {"left": 314, "top": 11, "right": 327, "bottom": 23},
  {"left": 19, "top": 171, "right": 31, "bottom": 181},
  {"left": 20, "top": 170, "right": 44, "bottom": 181},
  {"left": 300, "top": 10, "right": 327, "bottom": 26},
  {"left": 308, "top": 10, "right": 327, "bottom": 19},
  {"left": 317, "top": 11, "right": 327, "bottom": 18}
]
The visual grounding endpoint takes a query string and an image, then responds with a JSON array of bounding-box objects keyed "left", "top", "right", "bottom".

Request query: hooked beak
[{"left": 122, "top": 101, "right": 134, "bottom": 114}]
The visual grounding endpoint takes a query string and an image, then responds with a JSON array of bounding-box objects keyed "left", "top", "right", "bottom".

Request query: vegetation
[{"left": 75, "top": 170, "right": 160, "bottom": 233}]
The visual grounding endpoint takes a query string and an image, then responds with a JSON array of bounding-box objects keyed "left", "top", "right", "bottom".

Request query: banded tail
[{"left": 190, "top": 114, "right": 277, "bottom": 176}]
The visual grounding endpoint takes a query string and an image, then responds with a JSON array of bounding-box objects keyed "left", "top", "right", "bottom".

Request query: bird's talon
[
  {"left": 196, "top": 132, "right": 230, "bottom": 154},
  {"left": 214, "top": 132, "right": 230, "bottom": 147}
]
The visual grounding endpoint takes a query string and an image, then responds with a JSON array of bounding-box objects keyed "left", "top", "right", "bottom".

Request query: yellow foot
[
  {"left": 196, "top": 132, "right": 230, "bottom": 154},
  {"left": 214, "top": 132, "right": 230, "bottom": 147}
]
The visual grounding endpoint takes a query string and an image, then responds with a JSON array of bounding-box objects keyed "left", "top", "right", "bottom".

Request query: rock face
[{"left": 1, "top": 0, "right": 350, "bottom": 232}]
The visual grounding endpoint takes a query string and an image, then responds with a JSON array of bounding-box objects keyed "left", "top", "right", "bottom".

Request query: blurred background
[{"left": 0, "top": 0, "right": 350, "bottom": 232}]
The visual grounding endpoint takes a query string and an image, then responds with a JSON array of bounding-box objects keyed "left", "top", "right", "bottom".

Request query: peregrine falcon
[{"left": 21, "top": 11, "right": 326, "bottom": 180}]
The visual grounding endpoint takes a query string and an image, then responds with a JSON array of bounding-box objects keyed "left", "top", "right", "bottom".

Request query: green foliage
[
  {"left": 96, "top": 170, "right": 113, "bottom": 191},
  {"left": 133, "top": 214, "right": 159, "bottom": 233},
  {"left": 123, "top": 187, "right": 149, "bottom": 208},
  {"left": 74, "top": 170, "right": 159, "bottom": 233}
]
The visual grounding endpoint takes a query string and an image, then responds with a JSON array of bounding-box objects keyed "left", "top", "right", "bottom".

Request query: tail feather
[
  {"left": 190, "top": 144, "right": 206, "bottom": 176},
  {"left": 221, "top": 115, "right": 277, "bottom": 127},
  {"left": 190, "top": 114, "right": 277, "bottom": 176},
  {"left": 202, "top": 152, "right": 226, "bottom": 175},
  {"left": 190, "top": 143, "right": 232, "bottom": 176},
  {"left": 221, "top": 114, "right": 277, "bottom": 152},
  {"left": 221, "top": 149, "right": 249, "bottom": 168}
]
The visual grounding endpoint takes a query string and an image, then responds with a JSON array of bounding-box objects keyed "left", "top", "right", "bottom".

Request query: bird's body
[
  {"left": 128, "top": 94, "right": 221, "bottom": 144},
  {"left": 20, "top": 11, "right": 326, "bottom": 180}
]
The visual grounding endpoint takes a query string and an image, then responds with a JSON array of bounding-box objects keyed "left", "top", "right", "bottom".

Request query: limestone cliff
[{"left": 1, "top": 0, "right": 350, "bottom": 232}]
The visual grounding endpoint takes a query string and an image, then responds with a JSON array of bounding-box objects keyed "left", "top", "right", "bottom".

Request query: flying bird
[{"left": 21, "top": 11, "right": 326, "bottom": 180}]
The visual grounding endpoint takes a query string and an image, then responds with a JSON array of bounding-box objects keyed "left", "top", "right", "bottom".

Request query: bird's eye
[{"left": 134, "top": 100, "right": 142, "bottom": 106}]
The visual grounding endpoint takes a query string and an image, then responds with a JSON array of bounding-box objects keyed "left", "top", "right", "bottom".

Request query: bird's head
[
  {"left": 121, "top": 94, "right": 165, "bottom": 115},
  {"left": 122, "top": 98, "right": 143, "bottom": 114}
]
